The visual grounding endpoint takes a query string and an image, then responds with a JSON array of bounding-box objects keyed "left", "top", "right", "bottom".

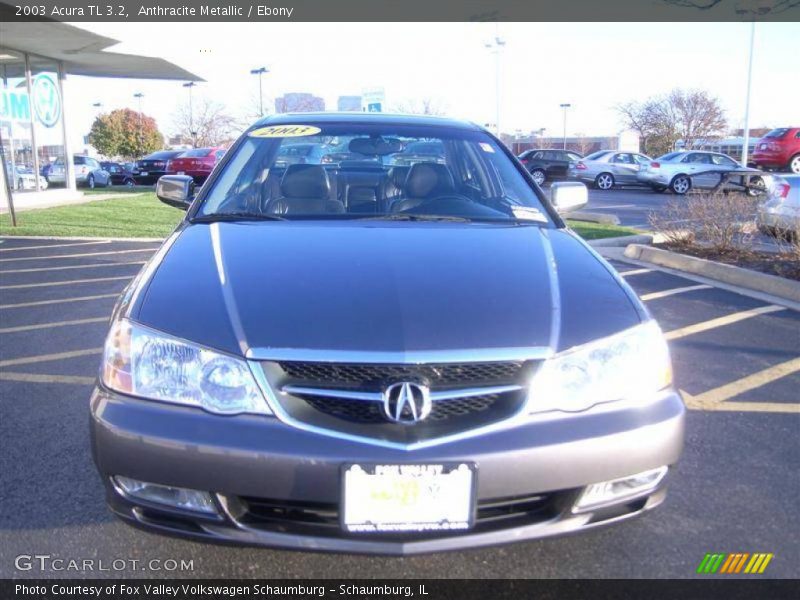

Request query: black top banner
[{"left": 1, "top": 0, "right": 799, "bottom": 22}]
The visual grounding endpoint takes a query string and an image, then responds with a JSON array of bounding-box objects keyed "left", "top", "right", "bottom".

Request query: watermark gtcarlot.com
[{"left": 15, "top": 554, "right": 194, "bottom": 573}]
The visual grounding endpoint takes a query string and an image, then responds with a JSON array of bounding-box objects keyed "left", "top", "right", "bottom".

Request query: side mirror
[
  {"left": 156, "top": 175, "right": 195, "bottom": 210},
  {"left": 550, "top": 181, "right": 588, "bottom": 214}
]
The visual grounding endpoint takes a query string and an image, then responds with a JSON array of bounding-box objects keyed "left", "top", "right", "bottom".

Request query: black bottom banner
[{"left": 3, "top": 579, "right": 799, "bottom": 600}]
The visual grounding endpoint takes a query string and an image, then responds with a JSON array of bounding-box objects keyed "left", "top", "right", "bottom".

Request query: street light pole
[
  {"left": 741, "top": 21, "right": 756, "bottom": 167},
  {"left": 250, "top": 67, "right": 269, "bottom": 117},
  {"left": 133, "top": 92, "right": 144, "bottom": 157},
  {"left": 484, "top": 32, "right": 505, "bottom": 137},
  {"left": 183, "top": 82, "right": 196, "bottom": 147},
  {"left": 560, "top": 103, "right": 571, "bottom": 150}
]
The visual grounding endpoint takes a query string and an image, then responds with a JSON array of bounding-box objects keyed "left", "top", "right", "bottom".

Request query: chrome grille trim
[
  {"left": 281, "top": 384, "right": 524, "bottom": 403},
  {"left": 245, "top": 347, "right": 553, "bottom": 363}
]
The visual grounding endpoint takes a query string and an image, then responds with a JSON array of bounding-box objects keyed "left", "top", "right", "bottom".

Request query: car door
[
  {"left": 610, "top": 153, "right": 639, "bottom": 184},
  {"left": 683, "top": 153, "right": 716, "bottom": 189},
  {"left": 548, "top": 151, "right": 572, "bottom": 179},
  {"left": 90, "top": 158, "right": 110, "bottom": 185}
]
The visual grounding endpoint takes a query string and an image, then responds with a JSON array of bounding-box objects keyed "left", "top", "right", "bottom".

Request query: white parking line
[
  {"left": 1, "top": 260, "right": 146, "bottom": 274},
  {"left": 0, "top": 240, "right": 112, "bottom": 253},
  {"left": 0, "top": 317, "right": 108, "bottom": 334},
  {"left": 0, "top": 275, "right": 131, "bottom": 290},
  {"left": 619, "top": 268, "right": 652, "bottom": 277},
  {"left": 640, "top": 284, "right": 712, "bottom": 301},
  {"left": 0, "top": 293, "right": 119, "bottom": 309},
  {"left": 0, "top": 372, "right": 95, "bottom": 385},
  {"left": 665, "top": 305, "right": 786, "bottom": 341},
  {"left": 0, "top": 248, "right": 156, "bottom": 263},
  {"left": 0, "top": 347, "right": 103, "bottom": 368}
]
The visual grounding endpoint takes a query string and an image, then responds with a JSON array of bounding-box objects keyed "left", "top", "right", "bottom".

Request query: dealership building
[{"left": 0, "top": 20, "right": 199, "bottom": 214}]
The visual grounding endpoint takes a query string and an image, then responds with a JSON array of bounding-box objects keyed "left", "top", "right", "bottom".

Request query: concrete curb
[
  {"left": 566, "top": 211, "right": 620, "bottom": 225},
  {"left": 589, "top": 234, "right": 653, "bottom": 248},
  {"left": 623, "top": 244, "right": 800, "bottom": 304}
]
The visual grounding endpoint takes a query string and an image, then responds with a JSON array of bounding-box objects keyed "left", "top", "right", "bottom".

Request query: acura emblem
[{"left": 382, "top": 382, "right": 431, "bottom": 424}]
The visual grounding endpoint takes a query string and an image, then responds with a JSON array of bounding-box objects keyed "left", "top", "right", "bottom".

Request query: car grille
[
  {"left": 301, "top": 393, "right": 502, "bottom": 424},
  {"left": 231, "top": 491, "right": 567, "bottom": 540},
  {"left": 277, "top": 361, "right": 524, "bottom": 388},
  {"left": 261, "top": 360, "right": 535, "bottom": 444}
]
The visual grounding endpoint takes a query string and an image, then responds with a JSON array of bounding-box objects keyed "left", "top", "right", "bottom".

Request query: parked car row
[{"left": 133, "top": 147, "right": 225, "bottom": 185}]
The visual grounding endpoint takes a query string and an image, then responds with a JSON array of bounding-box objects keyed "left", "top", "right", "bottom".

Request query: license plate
[
  {"left": 760, "top": 144, "right": 767, "bottom": 150},
  {"left": 178, "top": 171, "right": 185, "bottom": 175},
  {"left": 139, "top": 171, "right": 148, "bottom": 176},
  {"left": 342, "top": 463, "right": 475, "bottom": 533}
]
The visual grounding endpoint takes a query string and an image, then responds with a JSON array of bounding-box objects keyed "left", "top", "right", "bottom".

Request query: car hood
[{"left": 134, "top": 222, "right": 643, "bottom": 357}]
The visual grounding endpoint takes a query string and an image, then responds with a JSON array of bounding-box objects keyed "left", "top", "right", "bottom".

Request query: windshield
[
  {"left": 197, "top": 123, "right": 552, "bottom": 224},
  {"left": 179, "top": 149, "right": 212, "bottom": 158},
  {"left": 764, "top": 128, "right": 789, "bottom": 139}
]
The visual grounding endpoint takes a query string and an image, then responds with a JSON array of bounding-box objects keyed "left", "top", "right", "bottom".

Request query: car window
[
  {"left": 566, "top": 152, "right": 582, "bottom": 161},
  {"left": 531, "top": 151, "right": 543, "bottom": 160},
  {"left": 198, "top": 124, "right": 553, "bottom": 224},
  {"left": 585, "top": 151, "right": 611, "bottom": 161},
  {"left": 764, "top": 128, "right": 789, "bottom": 139},
  {"left": 710, "top": 154, "right": 737, "bottom": 167},
  {"left": 633, "top": 154, "right": 651, "bottom": 165},
  {"left": 687, "top": 153, "right": 711, "bottom": 164},
  {"left": 612, "top": 153, "right": 634, "bottom": 164},
  {"left": 73, "top": 156, "right": 86, "bottom": 165}
]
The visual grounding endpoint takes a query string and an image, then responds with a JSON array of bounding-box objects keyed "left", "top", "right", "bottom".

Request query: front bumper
[{"left": 90, "top": 386, "right": 685, "bottom": 555}]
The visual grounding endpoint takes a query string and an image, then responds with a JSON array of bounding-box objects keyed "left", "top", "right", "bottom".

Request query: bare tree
[
  {"left": 171, "top": 97, "right": 241, "bottom": 147},
  {"left": 573, "top": 133, "right": 595, "bottom": 156},
  {"left": 617, "top": 88, "right": 727, "bottom": 156},
  {"left": 389, "top": 97, "right": 448, "bottom": 116},
  {"left": 660, "top": 0, "right": 799, "bottom": 15}
]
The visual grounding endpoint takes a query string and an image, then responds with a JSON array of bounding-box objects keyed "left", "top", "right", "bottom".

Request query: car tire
[
  {"left": 670, "top": 174, "right": 691, "bottom": 195},
  {"left": 595, "top": 172, "right": 614, "bottom": 190},
  {"left": 124, "top": 178, "right": 135, "bottom": 187},
  {"left": 747, "top": 175, "right": 766, "bottom": 197},
  {"left": 789, "top": 154, "right": 800, "bottom": 174},
  {"left": 87, "top": 174, "right": 95, "bottom": 189},
  {"left": 530, "top": 169, "right": 546, "bottom": 186}
]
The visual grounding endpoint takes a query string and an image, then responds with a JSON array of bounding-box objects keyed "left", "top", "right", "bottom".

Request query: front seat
[
  {"left": 391, "top": 163, "right": 456, "bottom": 212},
  {"left": 266, "top": 164, "right": 344, "bottom": 215}
]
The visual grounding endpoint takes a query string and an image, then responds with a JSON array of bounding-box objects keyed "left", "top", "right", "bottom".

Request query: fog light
[
  {"left": 114, "top": 476, "right": 217, "bottom": 514},
  {"left": 574, "top": 467, "right": 668, "bottom": 512}
]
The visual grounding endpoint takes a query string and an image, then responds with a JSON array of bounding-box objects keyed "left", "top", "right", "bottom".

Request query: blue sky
[{"left": 65, "top": 21, "right": 798, "bottom": 148}]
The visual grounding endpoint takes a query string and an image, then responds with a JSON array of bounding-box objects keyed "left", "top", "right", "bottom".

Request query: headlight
[
  {"left": 101, "top": 319, "right": 270, "bottom": 415},
  {"left": 528, "top": 320, "right": 672, "bottom": 413}
]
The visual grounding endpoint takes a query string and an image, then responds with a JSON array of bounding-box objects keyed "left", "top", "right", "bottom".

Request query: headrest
[
  {"left": 404, "top": 163, "right": 455, "bottom": 199},
  {"left": 280, "top": 164, "right": 330, "bottom": 199}
]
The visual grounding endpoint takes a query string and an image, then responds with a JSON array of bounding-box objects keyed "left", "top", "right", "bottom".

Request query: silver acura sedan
[
  {"left": 637, "top": 150, "right": 763, "bottom": 195},
  {"left": 568, "top": 150, "right": 653, "bottom": 190}
]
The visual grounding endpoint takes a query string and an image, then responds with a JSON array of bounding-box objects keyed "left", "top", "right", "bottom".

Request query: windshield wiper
[
  {"left": 191, "top": 212, "right": 286, "bottom": 223},
  {"left": 355, "top": 214, "right": 473, "bottom": 223}
]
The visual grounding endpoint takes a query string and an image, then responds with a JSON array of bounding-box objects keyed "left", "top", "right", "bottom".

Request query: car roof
[{"left": 251, "top": 112, "right": 485, "bottom": 132}]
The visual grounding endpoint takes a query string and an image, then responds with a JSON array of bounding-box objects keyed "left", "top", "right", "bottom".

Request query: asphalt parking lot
[{"left": 0, "top": 236, "right": 798, "bottom": 579}]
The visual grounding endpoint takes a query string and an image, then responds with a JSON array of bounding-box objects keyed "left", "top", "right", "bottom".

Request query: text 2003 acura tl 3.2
[{"left": 91, "top": 113, "right": 684, "bottom": 555}]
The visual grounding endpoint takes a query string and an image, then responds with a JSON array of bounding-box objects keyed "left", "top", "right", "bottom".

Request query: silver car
[
  {"left": 47, "top": 155, "right": 110, "bottom": 189},
  {"left": 568, "top": 150, "right": 653, "bottom": 190},
  {"left": 637, "top": 150, "right": 762, "bottom": 195},
  {"left": 758, "top": 174, "right": 800, "bottom": 237}
]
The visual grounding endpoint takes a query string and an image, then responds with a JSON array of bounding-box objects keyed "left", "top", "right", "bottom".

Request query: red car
[
  {"left": 166, "top": 147, "right": 226, "bottom": 183},
  {"left": 751, "top": 127, "right": 800, "bottom": 174}
]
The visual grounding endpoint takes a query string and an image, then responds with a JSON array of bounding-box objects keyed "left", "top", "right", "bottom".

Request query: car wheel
[
  {"left": 124, "top": 178, "right": 135, "bottom": 187},
  {"left": 670, "top": 174, "right": 691, "bottom": 195},
  {"left": 87, "top": 174, "right": 95, "bottom": 189},
  {"left": 595, "top": 172, "right": 614, "bottom": 190},
  {"left": 530, "top": 169, "right": 546, "bottom": 186},
  {"left": 790, "top": 154, "right": 800, "bottom": 174},
  {"left": 747, "top": 175, "right": 766, "bottom": 197}
]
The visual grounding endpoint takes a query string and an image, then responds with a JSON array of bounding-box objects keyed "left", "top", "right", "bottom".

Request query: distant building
[
  {"left": 275, "top": 93, "right": 325, "bottom": 113},
  {"left": 337, "top": 95, "right": 362, "bottom": 112},
  {"left": 509, "top": 131, "right": 639, "bottom": 156}
]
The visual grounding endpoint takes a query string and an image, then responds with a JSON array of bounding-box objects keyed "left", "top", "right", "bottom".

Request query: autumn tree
[
  {"left": 88, "top": 108, "right": 163, "bottom": 159},
  {"left": 390, "top": 97, "right": 448, "bottom": 116},
  {"left": 171, "top": 97, "right": 240, "bottom": 147},
  {"left": 617, "top": 88, "right": 727, "bottom": 157}
]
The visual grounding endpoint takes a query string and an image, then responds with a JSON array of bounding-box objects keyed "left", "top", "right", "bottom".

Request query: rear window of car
[
  {"left": 73, "top": 156, "right": 87, "bottom": 165},
  {"left": 764, "top": 128, "right": 789, "bottom": 139},
  {"left": 584, "top": 151, "right": 611, "bottom": 160},
  {"left": 180, "top": 149, "right": 213, "bottom": 158},
  {"left": 145, "top": 151, "right": 179, "bottom": 160},
  {"left": 657, "top": 152, "right": 681, "bottom": 161}
]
